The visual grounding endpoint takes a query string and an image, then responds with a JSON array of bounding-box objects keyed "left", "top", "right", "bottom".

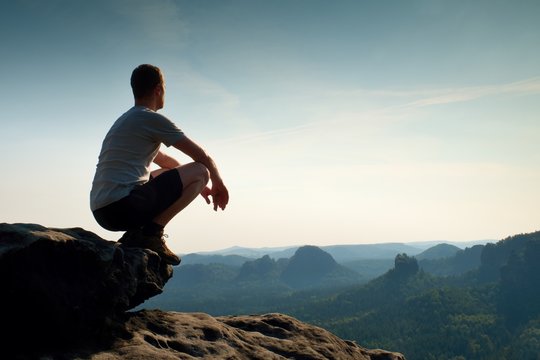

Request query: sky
[{"left": 1, "top": 0, "right": 539, "bottom": 254}]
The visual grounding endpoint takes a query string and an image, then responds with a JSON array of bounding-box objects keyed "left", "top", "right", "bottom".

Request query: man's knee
[
  {"left": 194, "top": 162, "right": 210, "bottom": 185},
  {"left": 177, "top": 162, "right": 210, "bottom": 187}
]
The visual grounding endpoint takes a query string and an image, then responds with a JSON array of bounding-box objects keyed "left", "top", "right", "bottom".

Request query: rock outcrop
[
  {"left": 82, "top": 310, "right": 405, "bottom": 360},
  {"left": 0, "top": 223, "right": 405, "bottom": 359},
  {"left": 0, "top": 223, "right": 173, "bottom": 354}
]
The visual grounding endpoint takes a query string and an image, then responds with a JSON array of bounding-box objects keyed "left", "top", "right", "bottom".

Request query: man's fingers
[
  {"left": 202, "top": 193, "right": 211, "bottom": 204},
  {"left": 208, "top": 190, "right": 228, "bottom": 211},
  {"left": 201, "top": 186, "right": 213, "bottom": 205}
]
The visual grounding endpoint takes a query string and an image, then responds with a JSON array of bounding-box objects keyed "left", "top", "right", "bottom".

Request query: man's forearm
[
  {"left": 196, "top": 154, "right": 223, "bottom": 185},
  {"left": 154, "top": 151, "right": 181, "bottom": 169},
  {"left": 173, "top": 137, "right": 224, "bottom": 184}
]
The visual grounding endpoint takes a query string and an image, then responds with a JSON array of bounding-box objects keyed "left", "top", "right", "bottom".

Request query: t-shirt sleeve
[{"left": 144, "top": 112, "right": 185, "bottom": 147}]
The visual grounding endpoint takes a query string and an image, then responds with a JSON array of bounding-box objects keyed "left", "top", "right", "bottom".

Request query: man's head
[{"left": 131, "top": 64, "right": 165, "bottom": 110}]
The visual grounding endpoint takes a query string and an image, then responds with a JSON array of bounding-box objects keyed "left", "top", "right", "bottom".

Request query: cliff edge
[{"left": 0, "top": 223, "right": 405, "bottom": 359}]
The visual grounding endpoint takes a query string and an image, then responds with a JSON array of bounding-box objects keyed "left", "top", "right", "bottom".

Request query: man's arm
[
  {"left": 173, "top": 136, "right": 229, "bottom": 211},
  {"left": 153, "top": 150, "right": 181, "bottom": 169}
]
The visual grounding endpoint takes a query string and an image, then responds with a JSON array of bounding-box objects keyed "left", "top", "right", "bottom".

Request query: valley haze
[
  {"left": 186, "top": 239, "right": 494, "bottom": 259},
  {"left": 139, "top": 230, "right": 540, "bottom": 359}
]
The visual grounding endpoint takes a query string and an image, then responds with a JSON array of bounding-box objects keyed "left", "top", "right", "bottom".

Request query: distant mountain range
[
  {"left": 179, "top": 245, "right": 362, "bottom": 291},
  {"left": 146, "top": 239, "right": 493, "bottom": 314},
  {"left": 186, "top": 239, "right": 493, "bottom": 263},
  {"left": 279, "top": 231, "right": 540, "bottom": 359},
  {"left": 144, "top": 245, "right": 365, "bottom": 314},
  {"left": 142, "top": 231, "right": 540, "bottom": 359},
  {"left": 180, "top": 240, "right": 493, "bottom": 283}
]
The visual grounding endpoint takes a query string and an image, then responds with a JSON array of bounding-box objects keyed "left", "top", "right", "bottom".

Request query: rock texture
[
  {"left": 0, "top": 223, "right": 173, "bottom": 353},
  {"left": 0, "top": 223, "right": 405, "bottom": 359},
  {"left": 83, "top": 310, "right": 405, "bottom": 360}
]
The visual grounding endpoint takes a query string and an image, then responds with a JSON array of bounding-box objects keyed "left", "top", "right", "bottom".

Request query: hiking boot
[
  {"left": 118, "top": 228, "right": 180, "bottom": 265},
  {"left": 142, "top": 232, "right": 181, "bottom": 266},
  {"left": 118, "top": 229, "right": 144, "bottom": 247}
]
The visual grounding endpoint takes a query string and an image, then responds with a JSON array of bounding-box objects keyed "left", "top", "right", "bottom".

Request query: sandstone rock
[
  {"left": 0, "top": 223, "right": 173, "bottom": 352},
  {"left": 80, "top": 310, "right": 405, "bottom": 360},
  {"left": 0, "top": 223, "right": 405, "bottom": 359}
]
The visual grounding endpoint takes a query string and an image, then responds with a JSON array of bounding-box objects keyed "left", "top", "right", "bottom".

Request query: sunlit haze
[{"left": 1, "top": 0, "right": 539, "bottom": 253}]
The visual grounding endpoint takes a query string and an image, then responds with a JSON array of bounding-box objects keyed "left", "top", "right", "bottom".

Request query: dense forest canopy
[{"left": 141, "top": 231, "right": 540, "bottom": 359}]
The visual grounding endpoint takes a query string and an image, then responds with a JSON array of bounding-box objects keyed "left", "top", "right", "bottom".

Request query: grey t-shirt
[{"left": 90, "top": 106, "right": 185, "bottom": 211}]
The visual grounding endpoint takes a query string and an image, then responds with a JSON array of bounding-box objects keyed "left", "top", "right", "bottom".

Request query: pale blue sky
[{"left": 1, "top": 0, "right": 539, "bottom": 253}]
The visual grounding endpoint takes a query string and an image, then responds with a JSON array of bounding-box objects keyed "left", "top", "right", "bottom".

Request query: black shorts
[{"left": 92, "top": 169, "right": 183, "bottom": 231}]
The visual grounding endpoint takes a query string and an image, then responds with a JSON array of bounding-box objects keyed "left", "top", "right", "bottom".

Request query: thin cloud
[
  {"left": 322, "top": 77, "right": 540, "bottom": 109},
  {"left": 404, "top": 77, "right": 540, "bottom": 108},
  {"left": 208, "top": 76, "right": 540, "bottom": 151}
]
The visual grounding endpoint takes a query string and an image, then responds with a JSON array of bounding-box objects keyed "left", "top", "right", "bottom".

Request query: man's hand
[
  {"left": 211, "top": 181, "right": 229, "bottom": 211},
  {"left": 201, "top": 186, "right": 212, "bottom": 205},
  {"left": 200, "top": 182, "right": 229, "bottom": 211},
  {"left": 174, "top": 136, "right": 229, "bottom": 211}
]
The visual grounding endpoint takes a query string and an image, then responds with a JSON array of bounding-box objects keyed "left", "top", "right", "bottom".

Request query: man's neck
[{"left": 134, "top": 98, "right": 159, "bottom": 111}]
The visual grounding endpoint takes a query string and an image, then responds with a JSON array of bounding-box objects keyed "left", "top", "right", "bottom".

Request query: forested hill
[
  {"left": 415, "top": 243, "right": 460, "bottom": 260},
  {"left": 418, "top": 243, "right": 484, "bottom": 276},
  {"left": 279, "top": 245, "right": 359, "bottom": 288},
  {"left": 141, "top": 231, "right": 540, "bottom": 358},
  {"left": 142, "top": 245, "right": 364, "bottom": 314},
  {"left": 478, "top": 231, "right": 540, "bottom": 282},
  {"left": 283, "top": 231, "right": 540, "bottom": 359}
]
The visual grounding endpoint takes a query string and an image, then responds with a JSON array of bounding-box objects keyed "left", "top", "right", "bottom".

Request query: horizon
[
  {"left": 184, "top": 237, "right": 498, "bottom": 255},
  {"left": 1, "top": 0, "right": 539, "bottom": 254}
]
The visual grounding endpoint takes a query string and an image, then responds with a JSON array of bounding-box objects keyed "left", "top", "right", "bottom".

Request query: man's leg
[
  {"left": 121, "top": 162, "right": 209, "bottom": 265},
  {"left": 152, "top": 162, "right": 210, "bottom": 227}
]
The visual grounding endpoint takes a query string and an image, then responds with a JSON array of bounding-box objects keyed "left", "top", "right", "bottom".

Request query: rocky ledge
[{"left": 0, "top": 223, "right": 405, "bottom": 359}]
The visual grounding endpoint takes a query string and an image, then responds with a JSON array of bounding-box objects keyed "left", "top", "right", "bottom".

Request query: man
[{"left": 90, "top": 64, "right": 229, "bottom": 265}]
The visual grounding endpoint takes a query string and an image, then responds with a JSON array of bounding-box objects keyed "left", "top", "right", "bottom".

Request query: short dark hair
[{"left": 130, "top": 64, "right": 163, "bottom": 99}]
